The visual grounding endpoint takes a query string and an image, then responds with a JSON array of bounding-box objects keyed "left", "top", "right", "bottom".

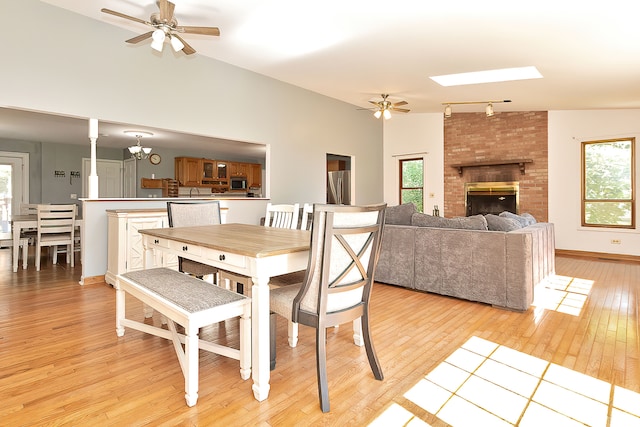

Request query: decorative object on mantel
[
  {"left": 451, "top": 159, "right": 533, "bottom": 175},
  {"left": 359, "top": 94, "right": 410, "bottom": 119},
  {"left": 101, "top": 0, "right": 220, "bottom": 56},
  {"left": 124, "top": 131, "right": 153, "bottom": 160},
  {"left": 442, "top": 99, "right": 511, "bottom": 118}
]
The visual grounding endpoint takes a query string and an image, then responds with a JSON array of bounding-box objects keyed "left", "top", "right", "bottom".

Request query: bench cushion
[{"left": 122, "top": 268, "right": 248, "bottom": 313}]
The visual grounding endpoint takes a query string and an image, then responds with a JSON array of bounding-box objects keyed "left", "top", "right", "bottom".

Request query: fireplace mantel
[{"left": 451, "top": 159, "right": 533, "bottom": 175}]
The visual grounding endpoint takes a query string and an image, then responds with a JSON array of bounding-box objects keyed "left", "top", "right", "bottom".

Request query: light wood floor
[{"left": 0, "top": 249, "right": 638, "bottom": 426}]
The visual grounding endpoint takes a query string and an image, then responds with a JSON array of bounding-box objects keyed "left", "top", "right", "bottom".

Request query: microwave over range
[{"left": 230, "top": 175, "right": 247, "bottom": 190}]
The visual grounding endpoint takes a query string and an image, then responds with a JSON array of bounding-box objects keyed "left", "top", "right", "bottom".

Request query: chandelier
[{"left": 124, "top": 131, "right": 153, "bottom": 160}]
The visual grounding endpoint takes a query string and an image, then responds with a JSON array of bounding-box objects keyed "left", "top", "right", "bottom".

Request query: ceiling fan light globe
[
  {"left": 170, "top": 35, "right": 184, "bottom": 52},
  {"left": 383, "top": 109, "right": 391, "bottom": 120},
  {"left": 151, "top": 29, "right": 165, "bottom": 51},
  {"left": 373, "top": 110, "right": 382, "bottom": 119}
]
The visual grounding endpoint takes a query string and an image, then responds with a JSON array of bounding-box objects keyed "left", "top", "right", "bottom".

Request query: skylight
[{"left": 430, "top": 66, "right": 543, "bottom": 87}]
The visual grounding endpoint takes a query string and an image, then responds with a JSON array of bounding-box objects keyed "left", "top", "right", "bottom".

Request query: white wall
[
  {"left": 383, "top": 113, "right": 444, "bottom": 213},
  {"left": 549, "top": 110, "right": 640, "bottom": 256},
  {"left": 382, "top": 110, "right": 640, "bottom": 257},
  {"left": 2, "top": 1, "right": 383, "bottom": 208}
]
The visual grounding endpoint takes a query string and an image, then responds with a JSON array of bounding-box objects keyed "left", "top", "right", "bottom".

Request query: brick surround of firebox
[{"left": 444, "top": 111, "right": 548, "bottom": 222}]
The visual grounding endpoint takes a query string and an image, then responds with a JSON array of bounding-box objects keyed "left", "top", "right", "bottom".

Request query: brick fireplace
[{"left": 444, "top": 111, "right": 548, "bottom": 222}]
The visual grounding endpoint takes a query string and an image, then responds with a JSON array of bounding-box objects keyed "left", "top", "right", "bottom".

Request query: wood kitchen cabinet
[
  {"left": 174, "top": 156, "right": 260, "bottom": 190},
  {"left": 105, "top": 209, "right": 178, "bottom": 286},
  {"left": 175, "top": 157, "right": 202, "bottom": 186},
  {"left": 249, "top": 163, "right": 262, "bottom": 187},
  {"left": 229, "top": 162, "right": 249, "bottom": 177}
]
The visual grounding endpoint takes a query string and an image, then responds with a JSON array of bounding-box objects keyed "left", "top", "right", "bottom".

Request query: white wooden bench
[{"left": 115, "top": 267, "right": 251, "bottom": 407}]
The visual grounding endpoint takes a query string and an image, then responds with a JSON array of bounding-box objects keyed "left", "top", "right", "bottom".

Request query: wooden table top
[{"left": 139, "top": 223, "right": 311, "bottom": 258}]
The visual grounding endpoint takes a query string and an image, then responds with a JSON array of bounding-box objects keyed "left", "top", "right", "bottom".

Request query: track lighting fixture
[{"left": 441, "top": 99, "right": 511, "bottom": 118}]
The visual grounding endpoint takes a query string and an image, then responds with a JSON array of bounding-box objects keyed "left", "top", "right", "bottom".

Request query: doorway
[
  {"left": 326, "top": 154, "right": 352, "bottom": 205},
  {"left": 0, "top": 152, "right": 29, "bottom": 233}
]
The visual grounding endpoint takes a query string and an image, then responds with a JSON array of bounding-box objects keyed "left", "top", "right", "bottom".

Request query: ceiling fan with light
[
  {"left": 362, "top": 94, "right": 410, "bottom": 119},
  {"left": 101, "top": 0, "right": 220, "bottom": 55}
]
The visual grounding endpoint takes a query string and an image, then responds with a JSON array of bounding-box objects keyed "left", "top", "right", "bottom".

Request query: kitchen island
[{"left": 79, "top": 197, "right": 269, "bottom": 285}]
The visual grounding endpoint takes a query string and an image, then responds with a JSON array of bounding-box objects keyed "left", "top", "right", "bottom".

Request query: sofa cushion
[
  {"left": 411, "top": 213, "right": 488, "bottom": 230},
  {"left": 521, "top": 213, "right": 537, "bottom": 225},
  {"left": 385, "top": 203, "right": 417, "bottom": 225},
  {"left": 499, "top": 211, "right": 530, "bottom": 227},
  {"left": 485, "top": 214, "right": 523, "bottom": 231}
]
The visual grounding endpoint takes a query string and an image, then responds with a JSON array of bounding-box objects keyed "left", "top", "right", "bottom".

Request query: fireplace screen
[{"left": 465, "top": 181, "right": 519, "bottom": 216}]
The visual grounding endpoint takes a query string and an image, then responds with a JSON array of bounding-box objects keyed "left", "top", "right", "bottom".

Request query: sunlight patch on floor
[
  {"left": 369, "top": 336, "right": 640, "bottom": 426},
  {"left": 532, "top": 275, "right": 593, "bottom": 316}
]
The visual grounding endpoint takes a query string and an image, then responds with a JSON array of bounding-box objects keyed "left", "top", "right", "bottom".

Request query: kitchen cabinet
[
  {"left": 105, "top": 209, "right": 178, "bottom": 286},
  {"left": 229, "top": 162, "right": 249, "bottom": 177},
  {"left": 174, "top": 156, "right": 261, "bottom": 190},
  {"left": 249, "top": 163, "right": 262, "bottom": 187},
  {"left": 175, "top": 157, "right": 202, "bottom": 186}
]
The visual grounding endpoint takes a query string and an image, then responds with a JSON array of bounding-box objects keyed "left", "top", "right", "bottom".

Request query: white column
[{"left": 88, "top": 118, "right": 99, "bottom": 199}]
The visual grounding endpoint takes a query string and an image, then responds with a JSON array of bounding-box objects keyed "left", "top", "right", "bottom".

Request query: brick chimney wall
[{"left": 443, "top": 111, "right": 548, "bottom": 222}]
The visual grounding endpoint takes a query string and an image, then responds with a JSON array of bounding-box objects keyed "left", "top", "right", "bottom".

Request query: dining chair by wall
[
  {"left": 0, "top": 231, "right": 28, "bottom": 272},
  {"left": 269, "top": 203, "right": 387, "bottom": 412},
  {"left": 264, "top": 203, "right": 300, "bottom": 229},
  {"left": 221, "top": 202, "right": 301, "bottom": 295},
  {"left": 166, "top": 201, "right": 221, "bottom": 281},
  {"left": 300, "top": 203, "right": 313, "bottom": 231},
  {"left": 36, "top": 204, "right": 77, "bottom": 271}
]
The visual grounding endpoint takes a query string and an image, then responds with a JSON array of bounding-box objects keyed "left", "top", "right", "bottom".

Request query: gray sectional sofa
[{"left": 375, "top": 204, "right": 555, "bottom": 311}]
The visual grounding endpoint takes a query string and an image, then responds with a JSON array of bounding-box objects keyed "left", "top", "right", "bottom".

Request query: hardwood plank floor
[{"left": 0, "top": 248, "right": 638, "bottom": 426}]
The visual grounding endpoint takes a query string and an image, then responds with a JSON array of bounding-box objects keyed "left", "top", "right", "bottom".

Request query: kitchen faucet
[{"left": 189, "top": 187, "right": 200, "bottom": 197}]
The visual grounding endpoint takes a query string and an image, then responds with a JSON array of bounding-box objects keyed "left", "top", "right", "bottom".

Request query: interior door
[
  {"left": 82, "top": 158, "right": 123, "bottom": 198},
  {"left": 123, "top": 158, "right": 136, "bottom": 198}
]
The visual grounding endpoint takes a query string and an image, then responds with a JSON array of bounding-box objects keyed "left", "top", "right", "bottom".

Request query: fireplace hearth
[{"left": 465, "top": 181, "right": 519, "bottom": 216}]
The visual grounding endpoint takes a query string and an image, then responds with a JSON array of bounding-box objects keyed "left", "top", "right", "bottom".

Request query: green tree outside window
[
  {"left": 582, "top": 138, "right": 635, "bottom": 228},
  {"left": 400, "top": 158, "right": 424, "bottom": 213}
]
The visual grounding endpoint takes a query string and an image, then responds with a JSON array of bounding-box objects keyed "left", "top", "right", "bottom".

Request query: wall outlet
[
  {"left": 611, "top": 239, "right": 621, "bottom": 244},
  {"left": 70, "top": 193, "right": 77, "bottom": 199}
]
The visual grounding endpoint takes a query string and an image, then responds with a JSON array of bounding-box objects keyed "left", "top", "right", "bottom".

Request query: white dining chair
[
  {"left": 36, "top": 204, "right": 77, "bottom": 271},
  {"left": 264, "top": 203, "right": 300, "bottom": 229},
  {"left": 0, "top": 231, "right": 29, "bottom": 272},
  {"left": 167, "top": 201, "right": 221, "bottom": 282}
]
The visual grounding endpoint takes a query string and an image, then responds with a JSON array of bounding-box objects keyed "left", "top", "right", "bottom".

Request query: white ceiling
[
  {"left": 5, "top": 1, "right": 640, "bottom": 152},
  {"left": 40, "top": 0, "right": 640, "bottom": 114}
]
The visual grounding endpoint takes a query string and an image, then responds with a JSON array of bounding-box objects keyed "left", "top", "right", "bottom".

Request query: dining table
[
  {"left": 138, "top": 223, "right": 311, "bottom": 401},
  {"left": 11, "top": 214, "right": 84, "bottom": 272}
]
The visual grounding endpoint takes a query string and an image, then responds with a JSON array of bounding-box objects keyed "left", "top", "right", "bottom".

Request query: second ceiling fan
[
  {"left": 367, "top": 94, "right": 410, "bottom": 119},
  {"left": 101, "top": 0, "right": 220, "bottom": 55}
]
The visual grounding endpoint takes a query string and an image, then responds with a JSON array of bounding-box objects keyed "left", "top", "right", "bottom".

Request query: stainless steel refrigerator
[{"left": 327, "top": 170, "right": 351, "bottom": 205}]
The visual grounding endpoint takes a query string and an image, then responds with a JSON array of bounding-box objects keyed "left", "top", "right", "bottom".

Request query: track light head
[{"left": 486, "top": 103, "right": 494, "bottom": 117}]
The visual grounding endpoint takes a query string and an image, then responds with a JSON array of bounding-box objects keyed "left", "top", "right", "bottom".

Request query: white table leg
[
  {"left": 251, "top": 275, "right": 271, "bottom": 401},
  {"left": 115, "top": 282, "right": 125, "bottom": 337},
  {"left": 12, "top": 223, "right": 20, "bottom": 273}
]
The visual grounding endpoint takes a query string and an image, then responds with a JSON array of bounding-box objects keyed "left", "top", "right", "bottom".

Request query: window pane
[
  {"left": 585, "top": 140, "right": 632, "bottom": 200},
  {"left": 402, "top": 160, "right": 423, "bottom": 187},
  {"left": 401, "top": 189, "right": 423, "bottom": 213},
  {"left": 584, "top": 201, "right": 632, "bottom": 226}
]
